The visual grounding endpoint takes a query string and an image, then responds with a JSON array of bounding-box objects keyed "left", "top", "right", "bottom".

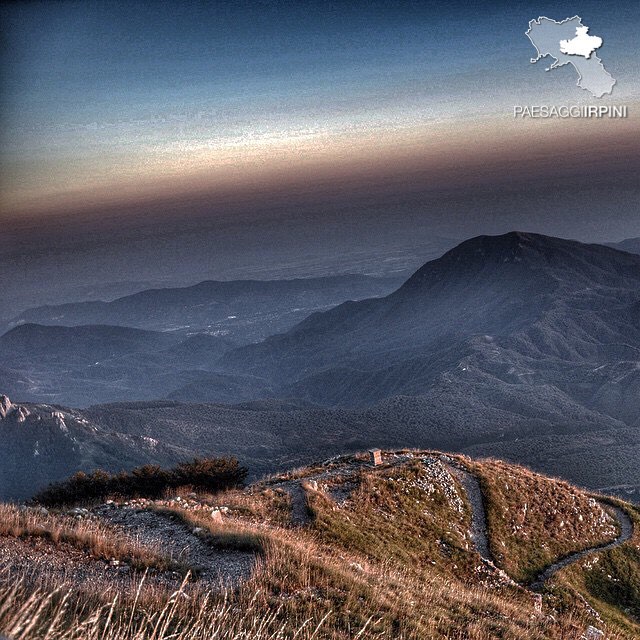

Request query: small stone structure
[
  {"left": 532, "top": 593, "right": 543, "bottom": 613},
  {"left": 369, "top": 448, "right": 382, "bottom": 466}
]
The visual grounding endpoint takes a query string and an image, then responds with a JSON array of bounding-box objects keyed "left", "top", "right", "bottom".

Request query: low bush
[{"left": 33, "top": 457, "right": 248, "bottom": 507}]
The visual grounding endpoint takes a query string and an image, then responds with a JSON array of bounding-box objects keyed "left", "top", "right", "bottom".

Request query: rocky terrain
[
  {"left": 0, "top": 395, "right": 193, "bottom": 501},
  {"left": 0, "top": 450, "right": 638, "bottom": 639}
]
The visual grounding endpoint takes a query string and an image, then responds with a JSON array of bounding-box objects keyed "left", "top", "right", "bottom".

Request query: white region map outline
[{"left": 525, "top": 15, "right": 616, "bottom": 97}]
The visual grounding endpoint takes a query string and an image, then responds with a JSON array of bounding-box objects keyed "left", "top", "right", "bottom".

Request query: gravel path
[
  {"left": 0, "top": 534, "right": 169, "bottom": 592},
  {"left": 442, "top": 461, "right": 494, "bottom": 563},
  {"left": 440, "top": 459, "right": 634, "bottom": 591},
  {"left": 529, "top": 505, "right": 634, "bottom": 590},
  {"left": 96, "top": 505, "right": 256, "bottom": 588}
]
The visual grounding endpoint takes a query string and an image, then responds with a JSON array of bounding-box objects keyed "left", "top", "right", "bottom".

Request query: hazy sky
[{"left": 0, "top": 0, "right": 639, "bottom": 273}]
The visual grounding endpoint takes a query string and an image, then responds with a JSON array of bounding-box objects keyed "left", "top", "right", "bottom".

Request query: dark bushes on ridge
[{"left": 32, "top": 457, "right": 248, "bottom": 507}]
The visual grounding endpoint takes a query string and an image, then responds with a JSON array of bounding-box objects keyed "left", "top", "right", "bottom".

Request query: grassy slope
[
  {"left": 552, "top": 499, "right": 640, "bottom": 637},
  {"left": 0, "top": 452, "right": 638, "bottom": 639},
  {"left": 469, "top": 458, "right": 619, "bottom": 582}
]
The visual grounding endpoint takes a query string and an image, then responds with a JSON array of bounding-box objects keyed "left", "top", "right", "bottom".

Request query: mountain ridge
[
  {"left": 1, "top": 449, "right": 638, "bottom": 639},
  {"left": 1, "top": 232, "right": 639, "bottom": 502},
  {"left": 222, "top": 232, "right": 640, "bottom": 394},
  {"left": 3, "top": 273, "right": 402, "bottom": 342}
]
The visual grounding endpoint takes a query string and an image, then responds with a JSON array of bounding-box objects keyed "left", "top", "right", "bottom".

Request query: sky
[{"left": 0, "top": 0, "right": 639, "bottom": 310}]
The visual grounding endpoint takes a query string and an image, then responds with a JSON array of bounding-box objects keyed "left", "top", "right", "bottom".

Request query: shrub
[{"left": 33, "top": 457, "right": 247, "bottom": 507}]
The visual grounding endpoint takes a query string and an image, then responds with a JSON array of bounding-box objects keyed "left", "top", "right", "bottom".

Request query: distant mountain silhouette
[
  {"left": 223, "top": 232, "right": 640, "bottom": 422},
  {"left": 0, "top": 273, "right": 401, "bottom": 406},
  {"left": 604, "top": 237, "right": 640, "bottom": 255},
  {"left": 4, "top": 274, "right": 401, "bottom": 342},
  {"left": 0, "top": 324, "right": 180, "bottom": 367},
  {"left": 0, "top": 323, "right": 248, "bottom": 406}
]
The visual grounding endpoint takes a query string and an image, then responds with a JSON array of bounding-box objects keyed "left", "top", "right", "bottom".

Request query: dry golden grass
[
  {"left": 0, "top": 504, "right": 182, "bottom": 573},
  {"left": 0, "top": 454, "right": 638, "bottom": 639},
  {"left": 188, "top": 486, "right": 293, "bottom": 527},
  {"left": 468, "top": 458, "right": 619, "bottom": 582},
  {"left": 145, "top": 463, "right": 630, "bottom": 639},
  {"left": 1, "top": 510, "right": 624, "bottom": 640},
  {"left": 0, "top": 571, "right": 339, "bottom": 640}
]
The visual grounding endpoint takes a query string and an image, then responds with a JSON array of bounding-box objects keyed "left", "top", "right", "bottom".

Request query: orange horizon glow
[{"left": 2, "top": 106, "right": 639, "bottom": 225}]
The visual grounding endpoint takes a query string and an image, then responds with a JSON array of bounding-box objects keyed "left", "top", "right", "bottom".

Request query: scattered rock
[
  {"left": 582, "top": 625, "right": 604, "bottom": 640},
  {"left": 532, "top": 593, "right": 543, "bottom": 614}
]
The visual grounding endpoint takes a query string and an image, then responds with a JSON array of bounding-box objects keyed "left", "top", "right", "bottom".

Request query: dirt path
[
  {"left": 95, "top": 504, "right": 256, "bottom": 588},
  {"left": 270, "top": 453, "right": 415, "bottom": 526},
  {"left": 270, "top": 480, "right": 311, "bottom": 525},
  {"left": 529, "top": 505, "right": 634, "bottom": 590},
  {"left": 442, "top": 461, "right": 493, "bottom": 563},
  {"left": 440, "top": 460, "right": 634, "bottom": 591}
]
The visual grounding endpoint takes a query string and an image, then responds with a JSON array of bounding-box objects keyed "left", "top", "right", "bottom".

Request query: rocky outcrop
[
  {"left": 0, "top": 395, "right": 31, "bottom": 423},
  {"left": 0, "top": 395, "right": 195, "bottom": 501},
  {"left": 0, "top": 395, "right": 12, "bottom": 419}
]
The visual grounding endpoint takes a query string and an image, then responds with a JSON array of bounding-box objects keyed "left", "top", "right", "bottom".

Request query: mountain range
[
  {"left": 225, "top": 232, "right": 640, "bottom": 418},
  {"left": 2, "top": 274, "right": 401, "bottom": 341},
  {"left": 0, "top": 274, "right": 400, "bottom": 406},
  {"left": 1, "top": 232, "right": 639, "bottom": 501}
]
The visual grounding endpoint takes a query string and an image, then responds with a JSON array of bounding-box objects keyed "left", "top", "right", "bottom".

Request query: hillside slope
[
  {"left": 224, "top": 233, "right": 640, "bottom": 417},
  {"left": 0, "top": 451, "right": 638, "bottom": 639},
  {"left": 1, "top": 392, "right": 638, "bottom": 503},
  {"left": 605, "top": 237, "right": 640, "bottom": 255},
  {"left": 0, "top": 395, "right": 195, "bottom": 500},
  {"left": 2, "top": 233, "right": 639, "bottom": 500},
  {"left": 0, "top": 324, "right": 260, "bottom": 406}
]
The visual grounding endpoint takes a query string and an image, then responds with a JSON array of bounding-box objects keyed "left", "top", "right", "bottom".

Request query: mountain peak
[
  {"left": 437, "top": 231, "right": 574, "bottom": 264},
  {"left": 401, "top": 231, "right": 640, "bottom": 292}
]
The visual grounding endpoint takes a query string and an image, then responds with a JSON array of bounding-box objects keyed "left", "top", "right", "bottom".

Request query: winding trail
[
  {"left": 529, "top": 505, "right": 634, "bottom": 590},
  {"left": 271, "top": 454, "right": 415, "bottom": 526},
  {"left": 441, "top": 459, "right": 635, "bottom": 590},
  {"left": 268, "top": 454, "right": 634, "bottom": 592}
]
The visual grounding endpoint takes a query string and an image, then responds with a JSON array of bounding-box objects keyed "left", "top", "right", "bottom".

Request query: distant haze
[{"left": 0, "top": 1, "right": 639, "bottom": 315}]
